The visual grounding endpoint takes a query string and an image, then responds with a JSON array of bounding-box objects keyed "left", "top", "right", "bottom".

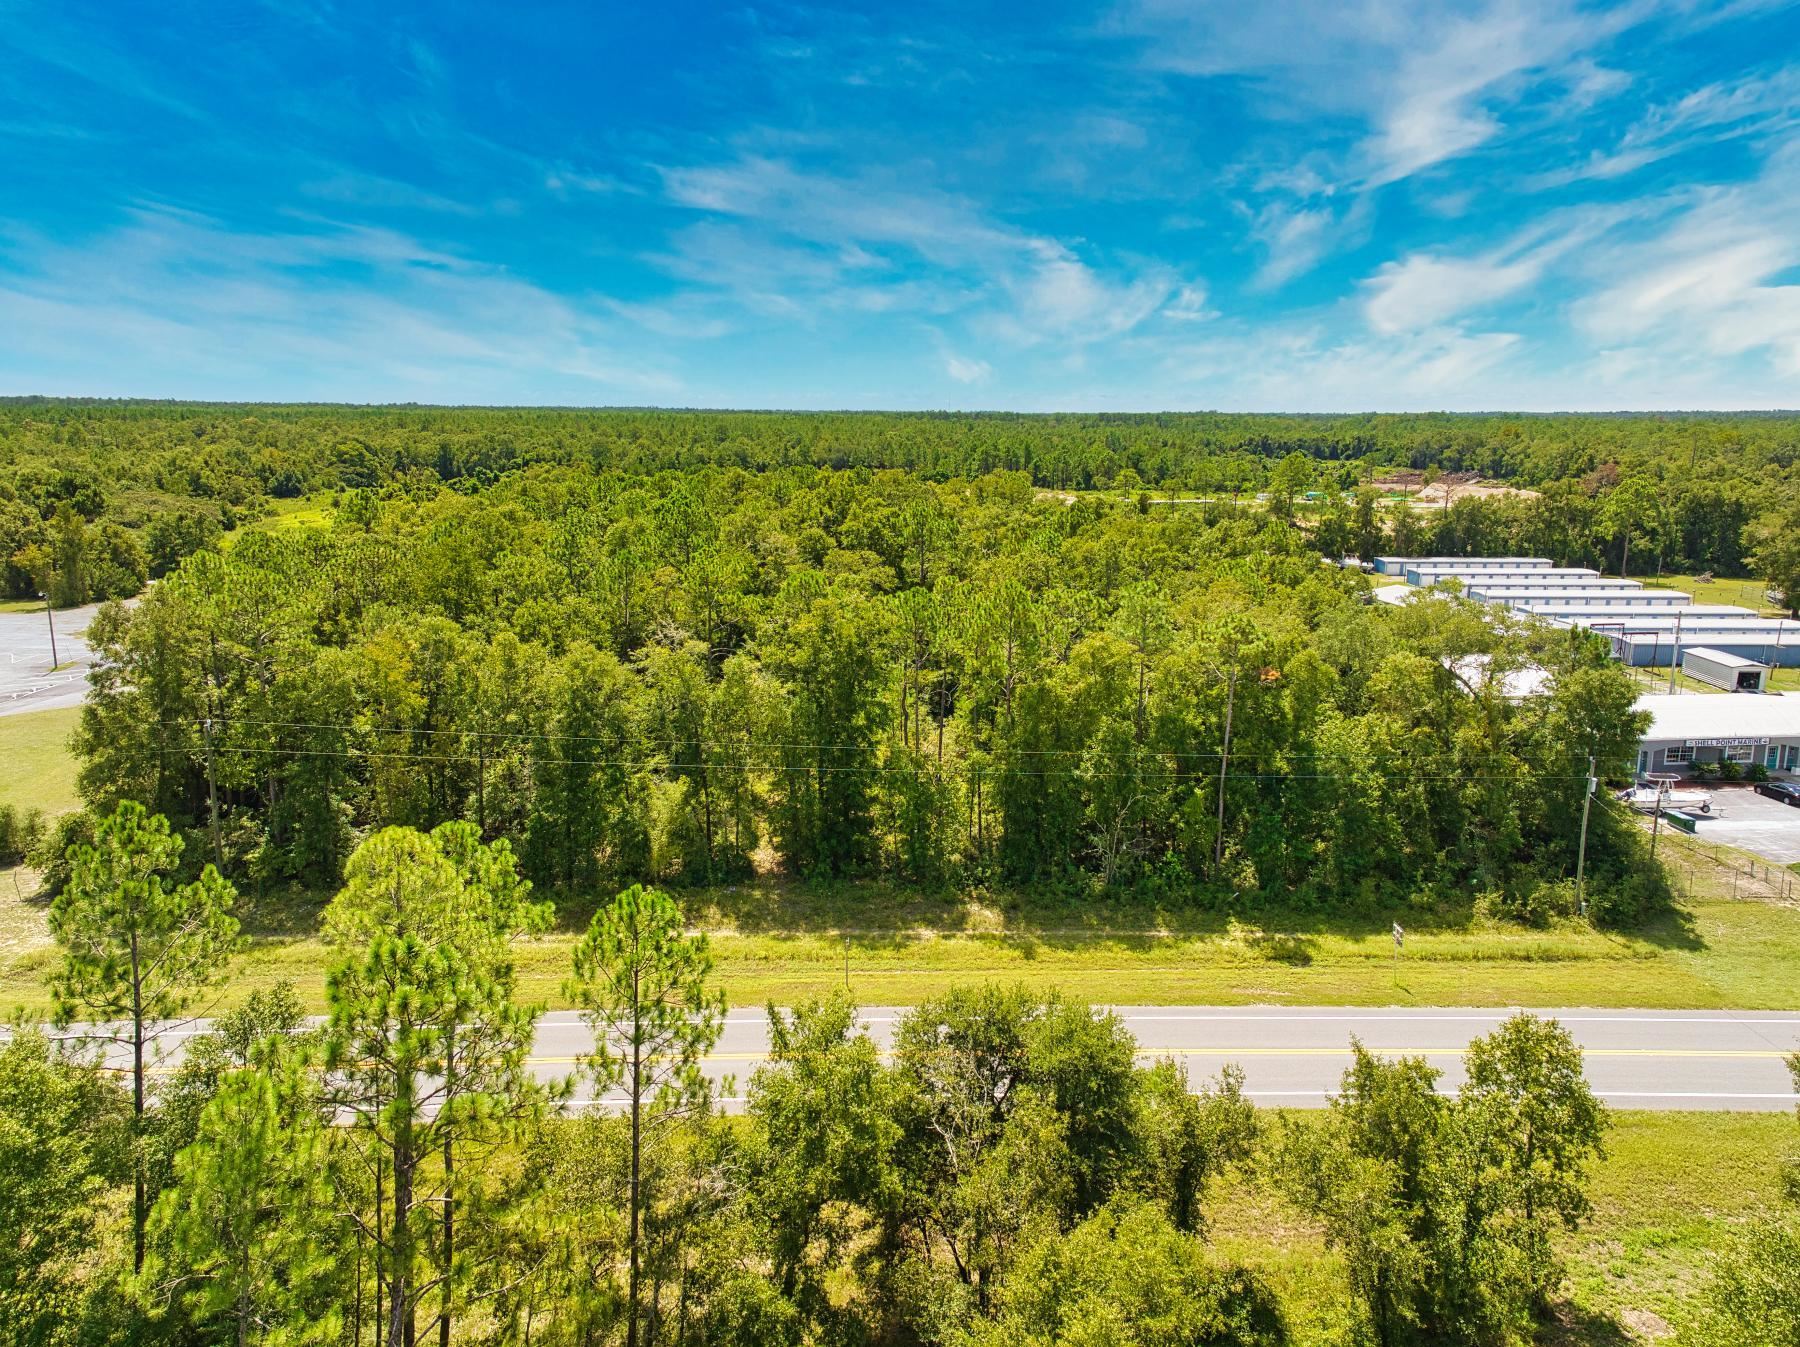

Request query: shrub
[
  {"left": 0, "top": 804, "right": 46, "bottom": 866},
  {"left": 26, "top": 810, "right": 96, "bottom": 897},
  {"left": 1478, "top": 877, "right": 1578, "bottom": 928}
]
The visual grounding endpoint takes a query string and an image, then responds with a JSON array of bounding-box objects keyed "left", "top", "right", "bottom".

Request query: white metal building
[
  {"left": 1633, "top": 693, "right": 1800, "bottom": 778},
  {"left": 1611, "top": 627, "right": 1800, "bottom": 668},
  {"left": 1544, "top": 606, "right": 1763, "bottom": 627},
  {"left": 1682, "top": 648, "right": 1770, "bottom": 693},
  {"left": 1405, "top": 565, "right": 1599, "bottom": 586},
  {"left": 1471, "top": 585, "right": 1683, "bottom": 607},
  {"left": 1372, "top": 556, "right": 1553, "bottom": 576}
]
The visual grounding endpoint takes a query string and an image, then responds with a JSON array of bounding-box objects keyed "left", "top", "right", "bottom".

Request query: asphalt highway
[{"left": 81, "top": 1005, "right": 1800, "bottom": 1112}]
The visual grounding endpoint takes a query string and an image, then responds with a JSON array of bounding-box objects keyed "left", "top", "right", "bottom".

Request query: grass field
[
  {"left": 0, "top": 705, "right": 81, "bottom": 818},
  {"left": 1213, "top": 1109, "right": 1793, "bottom": 1346},
  {"left": 219, "top": 493, "right": 334, "bottom": 550},
  {"left": 3, "top": 840, "right": 1798, "bottom": 1014},
  {"left": 1640, "top": 572, "right": 1786, "bottom": 614},
  {"left": 1627, "top": 664, "right": 1800, "bottom": 695}
]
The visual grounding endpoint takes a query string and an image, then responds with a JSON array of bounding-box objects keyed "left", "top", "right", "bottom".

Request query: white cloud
[
  {"left": 657, "top": 153, "right": 1180, "bottom": 349},
  {"left": 1115, "top": 0, "right": 1649, "bottom": 187},
  {"left": 1531, "top": 63, "right": 1800, "bottom": 188},
  {"left": 1158, "top": 322, "right": 1525, "bottom": 409},
  {"left": 943, "top": 352, "right": 992, "bottom": 383},
  {"left": 1162, "top": 284, "right": 1213, "bottom": 322},
  {"left": 0, "top": 207, "right": 681, "bottom": 400},
  {"left": 1250, "top": 202, "right": 1339, "bottom": 289},
  {"left": 1570, "top": 143, "right": 1800, "bottom": 373},
  {"left": 1363, "top": 253, "right": 1543, "bottom": 333},
  {"left": 1360, "top": 205, "right": 1636, "bottom": 333}
]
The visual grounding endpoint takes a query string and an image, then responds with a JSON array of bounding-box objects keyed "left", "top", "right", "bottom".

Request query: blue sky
[{"left": 2, "top": 0, "right": 1798, "bottom": 410}]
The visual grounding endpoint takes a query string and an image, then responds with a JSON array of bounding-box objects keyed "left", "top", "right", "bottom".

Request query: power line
[
  {"left": 158, "top": 734, "right": 1595, "bottom": 784},
  {"left": 141, "top": 715, "right": 1614, "bottom": 767}
]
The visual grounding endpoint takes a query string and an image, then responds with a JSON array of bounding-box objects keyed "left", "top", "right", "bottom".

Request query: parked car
[{"left": 1753, "top": 780, "right": 1800, "bottom": 807}]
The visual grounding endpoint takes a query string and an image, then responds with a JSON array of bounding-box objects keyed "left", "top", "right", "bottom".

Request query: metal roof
[
  {"left": 1635, "top": 693, "right": 1800, "bottom": 742},
  {"left": 1682, "top": 647, "right": 1768, "bottom": 669}
]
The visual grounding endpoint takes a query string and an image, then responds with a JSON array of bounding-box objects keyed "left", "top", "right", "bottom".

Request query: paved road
[
  {"left": 0, "top": 600, "right": 108, "bottom": 716},
  {"left": 89, "top": 1006, "right": 1800, "bottom": 1112}
]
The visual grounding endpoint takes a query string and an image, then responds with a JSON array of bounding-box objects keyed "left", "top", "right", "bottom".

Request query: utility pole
[
  {"left": 1650, "top": 778, "right": 1668, "bottom": 861},
  {"left": 1575, "top": 755, "right": 1595, "bottom": 919},
  {"left": 1213, "top": 665, "right": 1239, "bottom": 874},
  {"left": 201, "top": 717, "right": 223, "bottom": 868},
  {"left": 41, "top": 591, "right": 59, "bottom": 670},
  {"left": 1666, "top": 609, "right": 1683, "bottom": 694}
]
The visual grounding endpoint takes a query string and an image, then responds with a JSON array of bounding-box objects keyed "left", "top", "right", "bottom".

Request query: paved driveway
[{"left": 1694, "top": 784, "right": 1800, "bottom": 865}]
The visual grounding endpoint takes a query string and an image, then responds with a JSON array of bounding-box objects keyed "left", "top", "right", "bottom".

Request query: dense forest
[
  {"left": 47, "top": 453, "right": 1667, "bottom": 921},
  {"left": 11, "top": 400, "right": 1795, "bottom": 914},
  {"left": 2, "top": 401, "right": 1798, "bottom": 606}
]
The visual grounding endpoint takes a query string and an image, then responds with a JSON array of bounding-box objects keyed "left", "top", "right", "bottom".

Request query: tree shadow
[{"left": 1535, "top": 1301, "right": 1640, "bottom": 1347}]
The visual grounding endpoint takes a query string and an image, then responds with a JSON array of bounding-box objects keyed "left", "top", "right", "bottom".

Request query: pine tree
[
  {"left": 48, "top": 800, "right": 240, "bottom": 1273},
  {"left": 566, "top": 884, "right": 725, "bottom": 1347}
]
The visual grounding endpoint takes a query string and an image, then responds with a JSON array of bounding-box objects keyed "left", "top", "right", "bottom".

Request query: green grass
[
  {"left": 5, "top": 852, "right": 1798, "bottom": 1015},
  {"left": 1626, "top": 664, "right": 1800, "bottom": 695},
  {"left": 1640, "top": 572, "right": 1785, "bottom": 614},
  {"left": 0, "top": 705, "right": 81, "bottom": 818},
  {"left": 219, "top": 493, "right": 334, "bottom": 551},
  {"left": 1211, "top": 1110, "right": 1793, "bottom": 1346}
]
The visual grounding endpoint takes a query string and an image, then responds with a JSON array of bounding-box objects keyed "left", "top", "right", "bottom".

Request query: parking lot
[
  {"left": 0, "top": 602, "right": 105, "bottom": 717},
  {"left": 1692, "top": 784, "right": 1800, "bottom": 865}
]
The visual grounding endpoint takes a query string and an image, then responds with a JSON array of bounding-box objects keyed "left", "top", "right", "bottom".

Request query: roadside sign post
[{"left": 1392, "top": 922, "right": 1403, "bottom": 974}]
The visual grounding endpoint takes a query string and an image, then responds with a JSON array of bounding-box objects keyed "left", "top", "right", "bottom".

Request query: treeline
[
  {"left": 66, "top": 464, "right": 1662, "bottom": 920},
  {"left": 10, "top": 806, "right": 1723, "bottom": 1347},
  {"left": 3, "top": 402, "right": 1798, "bottom": 603}
]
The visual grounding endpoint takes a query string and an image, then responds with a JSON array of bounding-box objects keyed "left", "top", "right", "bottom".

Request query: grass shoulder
[{"left": 5, "top": 855, "right": 1798, "bottom": 1014}]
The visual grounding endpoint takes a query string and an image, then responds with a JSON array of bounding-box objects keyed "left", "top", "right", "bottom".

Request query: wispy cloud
[
  {"left": 943, "top": 351, "right": 993, "bottom": 383},
  {"left": 1529, "top": 63, "right": 1800, "bottom": 188},
  {"left": 1573, "top": 145, "right": 1800, "bottom": 374},
  {"left": 0, "top": 207, "right": 681, "bottom": 400},
  {"left": 656, "top": 153, "right": 1183, "bottom": 348},
  {"left": 1361, "top": 207, "right": 1631, "bottom": 332}
]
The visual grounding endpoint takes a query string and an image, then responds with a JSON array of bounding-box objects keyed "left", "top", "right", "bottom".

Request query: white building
[{"left": 1633, "top": 693, "right": 1800, "bottom": 779}]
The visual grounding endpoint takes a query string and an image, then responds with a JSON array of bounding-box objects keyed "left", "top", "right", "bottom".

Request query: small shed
[{"left": 1682, "top": 647, "right": 1770, "bottom": 693}]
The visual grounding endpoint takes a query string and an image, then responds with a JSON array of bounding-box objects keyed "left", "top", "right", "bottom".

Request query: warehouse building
[
  {"left": 1405, "top": 564, "right": 1599, "bottom": 586},
  {"left": 1372, "top": 556, "right": 1553, "bottom": 576},
  {"left": 1470, "top": 585, "right": 1687, "bottom": 607},
  {"left": 1545, "top": 606, "right": 1769, "bottom": 627},
  {"left": 1372, "top": 556, "right": 1800, "bottom": 667},
  {"left": 1609, "top": 627, "right": 1800, "bottom": 668},
  {"left": 1633, "top": 693, "right": 1800, "bottom": 778}
]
